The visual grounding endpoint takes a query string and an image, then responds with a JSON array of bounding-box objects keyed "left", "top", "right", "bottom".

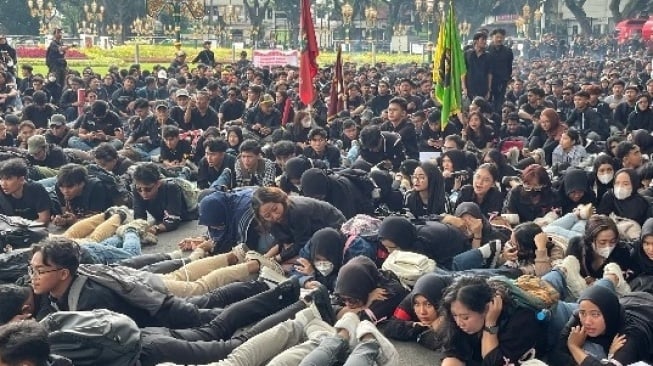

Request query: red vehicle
[{"left": 615, "top": 17, "right": 648, "bottom": 44}]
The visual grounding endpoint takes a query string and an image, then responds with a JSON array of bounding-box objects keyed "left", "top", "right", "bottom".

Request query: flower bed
[{"left": 17, "top": 46, "right": 88, "bottom": 59}]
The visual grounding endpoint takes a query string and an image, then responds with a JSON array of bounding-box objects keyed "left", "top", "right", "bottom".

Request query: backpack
[
  {"left": 489, "top": 275, "right": 558, "bottom": 320},
  {"left": 381, "top": 249, "right": 436, "bottom": 288},
  {"left": 163, "top": 177, "right": 200, "bottom": 211},
  {"left": 42, "top": 309, "right": 141, "bottom": 366},
  {"left": 0, "top": 247, "right": 31, "bottom": 283},
  {"left": 85, "top": 164, "right": 133, "bottom": 208},
  {"left": 341, "top": 215, "right": 387, "bottom": 266},
  {"left": 0, "top": 214, "right": 48, "bottom": 251},
  {"left": 337, "top": 168, "right": 381, "bottom": 212}
]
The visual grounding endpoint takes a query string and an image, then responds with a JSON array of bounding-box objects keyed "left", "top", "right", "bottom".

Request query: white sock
[{"left": 478, "top": 243, "right": 493, "bottom": 259}]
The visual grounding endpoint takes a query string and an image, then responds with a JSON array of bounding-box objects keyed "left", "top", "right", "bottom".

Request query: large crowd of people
[{"left": 1, "top": 25, "right": 653, "bottom": 366}]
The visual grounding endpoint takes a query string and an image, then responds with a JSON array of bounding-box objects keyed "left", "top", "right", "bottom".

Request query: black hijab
[
  {"left": 309, "top": 227, "right": 346, "bottom": 290},
  {"left": 559, "top": 168, "right": 596, "bottom": 214},
  {"left": 454, "top": 202, "right": 493, "bottom": 238},
  {"left": 577, "top": 285, "right": 625, "bottom": 350},
  {"left": 405, "top": 161, "right": 446, "bottom": 217},
  {"left": 635, "top": 218, "right": 653, "bottom": 275},
  {"left": 411, "top": 273, "right": 454, "bottom": 305},
  {"left": 285, "top": 157, "right": 313, "bottom": 182},
  {"left": 335, "top": 256, "right": 381, "bottom": 302},
  {"left": 378, "top": 216, "right": 418, "bottom": 250}
]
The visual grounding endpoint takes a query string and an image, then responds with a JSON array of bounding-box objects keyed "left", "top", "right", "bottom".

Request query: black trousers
[{"left": 139, "top": 296, "right": 306, "bottom": 366}]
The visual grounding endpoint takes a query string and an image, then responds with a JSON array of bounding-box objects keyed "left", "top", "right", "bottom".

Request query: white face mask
[
  {"left": 48, "top": 76, "right": 56, "bottom": 82},
  {"left": 594, "top": 245, "right": 615, "bottom": 259},
  {"left": 597, "top": 173, "right": 614, "bottom": 185},
  {"left": 613, "top": 186, "right": 632, "bottom": 200},
  {"left": 314, "top": 261, "right": 334, "bottom": 277}
]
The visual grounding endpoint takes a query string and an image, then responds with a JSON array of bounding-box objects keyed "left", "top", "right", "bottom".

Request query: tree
[
  {"left": 610, "top": 0, "right": 651, "bottom": 23},
  {"left": 4, "top": 0, "right": 41, "bottom": 34},
  {"left": 563, "top": 0, "right": 592, "bottom": 35},
  {"left": 242, "top": 0, "right": 273, "bottom": 43}
]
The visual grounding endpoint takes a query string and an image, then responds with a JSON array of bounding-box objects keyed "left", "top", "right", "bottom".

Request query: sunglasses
[{"left": 135, "top": 185, "right": 156, "bottom": 193}]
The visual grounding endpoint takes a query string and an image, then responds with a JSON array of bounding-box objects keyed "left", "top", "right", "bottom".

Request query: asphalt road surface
[{"left": 149, "top": 220, "right": 443, "bottom": 366}]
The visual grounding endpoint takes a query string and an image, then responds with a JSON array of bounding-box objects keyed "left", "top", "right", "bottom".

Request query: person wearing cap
[
  {"left": 125, "top": 99, "right": 177, "bottom": 160},
  {"left": 184, "top": 90, "right": 219, "bottom": 131},
  {"left": 44, "top": 113, "right": 72, "bottom": 147},
  {"left": 27, "top": 134, "right": 68, "bottom": 170},
  {"left": 244, "top": 93, "right": 281, "bottom": 141},
  {"left": 191, "top": 40, "right": 215, "bottom": 67},
  {"left": 69, "top": 100, "right": 124, "bottom": 152},
  {"left": 169, "top": 88, "right": 191, "bottom": 126},
  {"left": 45, "top": 28, "right": 70, "bottom": 85},
  {"left": 170, "top": 50, "right": 187, "bottom": 72},
  {"left": 0, "top": 158, "right": 51, "bottom": 224},
  {"left": 110, "top": 75, "right": 138, "bottom": 118}
]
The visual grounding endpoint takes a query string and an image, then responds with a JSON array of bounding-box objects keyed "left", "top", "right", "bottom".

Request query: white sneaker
[
  {"left": 259, "top": 266, "right": 288, "bottom": 288},
  {"left": 356, "top": 320, "right": 399, "bottom": 366},
  {"left": 334, "top": 312, "right": 360, "bottom": 349},
  {"left": 603, "top": 262, "right": 631, "bottom": 295},
  {"left": 556, "top": 256, "right": 587, "bottom": 299},
  {"left": 231, "top": 243, "right": 249, "bottom": 263},
  {"left": 246, "top": 251, "right": 285, "bottom": 276},
  {"left": 576, "top": 203, "right": 594, "bottom": 220}
]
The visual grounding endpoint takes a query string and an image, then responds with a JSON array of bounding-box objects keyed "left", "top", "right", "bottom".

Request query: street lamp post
[
  {"left": 26, "top": 0, "right": 56, "bottom": 37},
  {"left": 146, "top": 0, "right": 205, "bottom": 48},
  {"left": 221, "top": 4, "right": 238, "bottom": 49},
  {"left": 458, "top": 20, "right": 471, "bottom": 42},
  {"left": 393, "top": 23, "right": 406, "bottom": 53},
  {"left": 534, "top": 8, "right": 542, "bottom": 40},
  {"left": 83, "top": 0, "right": 104, "bottom": 35},
  {"left": 522, "top": 4, "right": 531, "bottom": 39},
  {"left": 364, "top": 6, "right": 377, "bottom": 63},
  {"left": 415, "top": 0, "right": 434, "bottom": 45},
  {"left": 105, "top": 23, "right": 122, "bottom": 44},
  {"left": 341, "top": 2, "right": 353, "bottom": 46},
  {"left": 131, "top": 16, "right": 154, "bottom": 63}
]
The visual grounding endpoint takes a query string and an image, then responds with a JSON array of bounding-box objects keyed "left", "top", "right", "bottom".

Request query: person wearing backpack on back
[
  {"left": 0, "top": 320, "right": 73, "bottom": 366},
  {"left": 0, "top": 158, "right": 51, "bottom": 224},
  {"left": 133, "top": 162, "right": 198, "bottom": 235}
]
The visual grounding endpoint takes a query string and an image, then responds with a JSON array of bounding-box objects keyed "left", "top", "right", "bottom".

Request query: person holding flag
[{"left": 433, "top": 1, "right": 467, "bottom": 131}]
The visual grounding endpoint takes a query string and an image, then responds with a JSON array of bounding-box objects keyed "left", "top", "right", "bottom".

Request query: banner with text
[{"left": 253, "top": 50, "right": 299, "bottom": 68}]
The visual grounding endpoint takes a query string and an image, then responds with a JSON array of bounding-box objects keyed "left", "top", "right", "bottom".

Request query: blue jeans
[
  {"left": 451, "top": 249, "right": 484, "bottom": 271},
  {"left": 130, "top": 144, "right": 160, "bottom": 161},
  {"left": 37, "top": 177, "right": 57, "bottom": 189},
  {"left": 68, "top": 136, "right": 123, "bottom": 152},
  {"left": 542, "top": 270, "right": 616, "bottom": 351},
  {"left": 210, "top": 168, "right": 233, "bottom": 190},
  {"left": 81, "top": 232, "right": 142, "bottom": 264},
  {"left": 543, "top": 213, "right": 586, "bottom": 241}
]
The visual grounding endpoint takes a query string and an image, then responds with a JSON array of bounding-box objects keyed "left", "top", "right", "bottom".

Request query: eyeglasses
[
  {"left": 135, "top": 185, "right": 156, "bottom": 193},
  {"left": 28, "top": 266, "right": 62, "bottom": 277}
]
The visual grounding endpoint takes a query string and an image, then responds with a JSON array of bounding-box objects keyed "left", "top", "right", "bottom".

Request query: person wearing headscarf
[
  {"left": 629, "top": 218, "right": 653, "bottom": 292},
  {"left": 441, "top": 149, "right": 472, "bottom": 194},
  {"left": 334, "top": 256, "right": 409, "bottom": 323},
  {"left": 300, "top": 168, "right": 371, "bottom": 219},
  {"left": 554, "top": 285, "right": 653, "bottom": 365},
  {"left": 404, "top": 161, "right": 446, "bottom": 218},
  {"left": 380, "top": 273, "right": 454, "bottom": 350},
  {"left": 597, "top": 168, "right": 650, "bottom": 225},
  {"left": 378, "top": 216, "right": 470, "bottom": 270},
  {"left": 197, "top": 187, "right": 258, "bottom": 253},
  {"left": 453, "top": 202, "right": 509, "bottom": 245},
  {"left": 591, "top": 153, "right": 617, "bottom": 201},
  {"left": 557, "top": 168, "right": 597, "bottom": 215}
]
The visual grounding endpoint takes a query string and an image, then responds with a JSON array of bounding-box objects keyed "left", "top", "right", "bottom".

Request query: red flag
[
  {"left": 327, "top": 46, "right": 344, "bottom": 121},
  {"left": 281, "top": 96, "right": 293, "bottom": 126},
  {"left": 299, "top": 0, "right": 319, "bottom": 105}
]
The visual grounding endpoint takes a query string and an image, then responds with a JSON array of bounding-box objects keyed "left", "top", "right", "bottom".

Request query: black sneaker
[
  {"left": 275, "top": 276, "right": 300, "bottom": 301},
  {"left": 304, "top": 284, "right": 336, "bottom": 325}
]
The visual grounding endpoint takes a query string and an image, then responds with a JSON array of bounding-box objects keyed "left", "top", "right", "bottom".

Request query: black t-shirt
[
  {"left": 219, "top": 99, "right": 246, "bottom": 122},
  {"left": 160, "top": 139, "right": 192, "bottom": 163},
  {"left": 80, "top": 112, "right": 122, "bottom": 136},
  {"left": 21, "top": 104, "right": 56, "bottom": 129},
  {"left": 0, "top": 181, "right": 51, "bottom": 219},
  {"left": 29, "top": 144, "right": 69, "bottom": 169},
  {"left": 0, "top": 132, "right": 15, "bottom": 147},
  {"left": 56, "top": 179, "right": 110, "bottom": 217},
  {"left": 186, "top": 107, "right": 219, "bottom": 130}
]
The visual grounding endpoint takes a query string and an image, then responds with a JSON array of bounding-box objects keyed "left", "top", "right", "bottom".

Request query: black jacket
[
  {"left": 197, "top": 154, "right": 236, "bottom": 189},
  {"left": 359, "top": 131, "right": 407, "bottom": 171},
  {"left": 380, "top": 119, "right": 419, "bottom": 160},
  {"left": 566, "top": 107, "right": 609, "bottom": 140}
]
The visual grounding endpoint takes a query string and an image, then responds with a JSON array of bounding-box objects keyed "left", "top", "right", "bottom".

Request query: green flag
[{"left": 433, "top": 1, "right": 466, "bottom": 130}]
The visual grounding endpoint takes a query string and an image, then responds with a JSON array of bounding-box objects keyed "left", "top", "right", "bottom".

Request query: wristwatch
[{"left": 483, "top": 324, "right": 499, "bottom": 334}]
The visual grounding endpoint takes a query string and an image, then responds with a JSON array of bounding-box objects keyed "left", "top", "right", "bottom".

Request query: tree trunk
[
  {"left": 609, "top": 0, "right": 623, "bottom": 23},
  {"left": 243, "top": 0, "right": 272, "bottom": 43},
  {"left": 623, "top": 0, "right": 650, "bottom": 19},
  {"left": 564, "top": 0, "right": 592, "bottom": 35}
]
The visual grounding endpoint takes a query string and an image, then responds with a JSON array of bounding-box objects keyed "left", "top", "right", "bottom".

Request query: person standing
[
  {"left": 463, "top": 32, "right": 492, "bottom": 101},
  {"left": 487, "top": 29, "right": 513, "bottom": 112},
  {"left": 192, "top": 41, "right": 215, "bottom": 67},
  {"left": 45, "top": 28, "right": 70, "bottom": 86}
]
